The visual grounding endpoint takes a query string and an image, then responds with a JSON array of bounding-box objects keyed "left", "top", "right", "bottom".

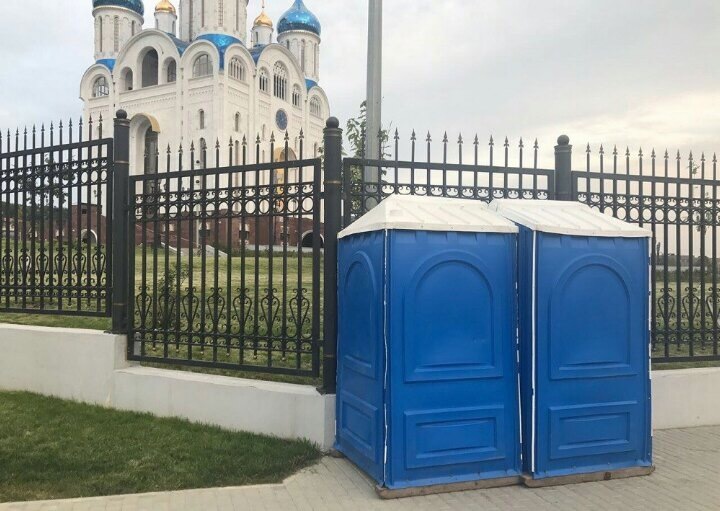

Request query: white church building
[{"left": 80, "top": 0, "right": 330, "bottom": 175}]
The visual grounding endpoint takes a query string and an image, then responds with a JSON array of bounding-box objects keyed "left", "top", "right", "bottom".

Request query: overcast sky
[{"left": 1, "top": 0, "right": 719, "bottom": 167}]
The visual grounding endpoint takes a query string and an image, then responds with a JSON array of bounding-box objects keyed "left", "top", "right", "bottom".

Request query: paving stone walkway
[{"left": 2, "top": 426, "right": 719, "bottom": 511}]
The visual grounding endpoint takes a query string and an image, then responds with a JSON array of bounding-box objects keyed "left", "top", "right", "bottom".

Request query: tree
[
  {"left": 345, "top": 101, "right": 391, "bottom": 159},
  {"left": 344, "top": 101, "right": 392, "bottom": 218}
]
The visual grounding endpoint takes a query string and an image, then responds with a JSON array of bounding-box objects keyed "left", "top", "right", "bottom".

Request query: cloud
[{"left": 0, "top": 0, "right": 718, "bottom": 162}]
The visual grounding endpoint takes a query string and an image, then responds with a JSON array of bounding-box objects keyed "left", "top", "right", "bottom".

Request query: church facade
[{"left": 80, "top": 0, "right": 329, "bottom": 175}]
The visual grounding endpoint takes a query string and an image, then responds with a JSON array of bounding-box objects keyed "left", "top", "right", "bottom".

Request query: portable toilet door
[
  {"left": 335, "top": 195, "right": 522, "bottom": 496},
  {"left": 490, "top": 200, "right": 654, "bottom": 487}
]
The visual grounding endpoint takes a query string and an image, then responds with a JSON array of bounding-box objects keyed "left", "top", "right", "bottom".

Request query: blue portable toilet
[
  {"left": 335, "top": 195, "right": 522, "bottom": 497},
  {"left": 490, "top": 200, "right": 654, "bottom": 487}
]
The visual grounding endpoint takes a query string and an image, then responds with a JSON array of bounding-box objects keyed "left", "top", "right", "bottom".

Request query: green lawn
[
  {"left": 0, "top": 391, "right": 321, "bottom": 503},
  {"left": 0, "top": 313, "right": 110, "bottom": 331}
]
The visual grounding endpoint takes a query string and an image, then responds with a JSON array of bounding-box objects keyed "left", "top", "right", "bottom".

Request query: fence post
[
  {"left": 554, "top": 135, "right": 573, "bottom": 201},
  {"left": 111, "top": 110, "right": 130, "bottom": 334},
  {"left": 322, "top": 117, "right": 343, "bottom": 394}
]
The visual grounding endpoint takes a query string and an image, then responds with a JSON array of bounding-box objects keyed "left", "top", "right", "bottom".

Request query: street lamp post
[{"left": 365, "top": 0, "right": 382, "bottom": 203}]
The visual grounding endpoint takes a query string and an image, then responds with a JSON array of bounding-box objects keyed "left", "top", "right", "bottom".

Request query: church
[{"left": 80, "top": 0, "right": 330, "bottom": 175}]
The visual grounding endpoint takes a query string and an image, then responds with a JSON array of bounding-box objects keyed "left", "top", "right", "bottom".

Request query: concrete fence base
[
  {"left": 0, "top": 324, "right": 718, "bottom": 449},
  {"left": 652, "top": 367, "right": 720, "bottom": 430},
  {"left": 0, "top": 324, "right": 335, "bottom": 450}
]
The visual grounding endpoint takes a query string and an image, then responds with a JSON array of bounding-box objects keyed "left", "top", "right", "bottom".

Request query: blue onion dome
[
  {"left": 93, "top": 0, "right": 145, "bottom": 16},
  {"left": 278, "top": 0, "right": 321, "bottom": 36}
]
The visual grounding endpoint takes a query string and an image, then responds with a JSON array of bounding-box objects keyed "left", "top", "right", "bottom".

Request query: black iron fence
[
  {"left": 574, "top": 146, "right": 720, "bottom": 362},
  {"left": 122, "top": 125, "right": 326, "bottom": 378},
  {"left": 343, "top": 132, "right": 556, "bottom": 225},
  {"left": 2, "top": 108, "right": 719, "bottom": 385},
  {"left": 347, "top": 129, "right": 720, "bottom": 365},
  {"left": 0, "top": 118, "right": 113, "bottom": 316}
]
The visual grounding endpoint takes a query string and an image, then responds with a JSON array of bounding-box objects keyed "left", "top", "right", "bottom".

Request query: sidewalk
[{"left": 2, "top": 426, "right": 719, "bottom": 511}]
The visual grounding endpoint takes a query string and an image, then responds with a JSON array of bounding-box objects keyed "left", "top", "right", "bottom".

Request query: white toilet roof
[
  {"left": 338, "top": 195, "right": 519, "bottom": 239},
  {"left": 489, "top": 200, "right": 652, "bottom": 238}
]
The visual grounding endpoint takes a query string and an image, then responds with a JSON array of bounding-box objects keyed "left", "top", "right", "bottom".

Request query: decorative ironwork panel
[
  {"left": 343, "top": 131, "right": 554, "bottom": 225},
  {"left": 0, "top": 118, "right": 112, "bottom": 316},
  {"left": 128, "top": 136, "right": 323, "bottom": 377},
  {"left": 575, "top": 147, "right": 720, "bottom": 363}
]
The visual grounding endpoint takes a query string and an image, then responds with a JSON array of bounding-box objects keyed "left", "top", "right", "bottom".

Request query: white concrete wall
[
  {"left": 652, "top": 368, "right": 720, "bottom": 430},
  {"left": 0, "top": 325, "right": 128, "bottom": 406},
  {"left": 2, "top": 323, "right": 720, "bottom": 449},
  {"left": 113, "top": 366, "right": 335, "bottom": 449},
  {"left": 0, "top": 324, "right": 335, "bottom": 450}
]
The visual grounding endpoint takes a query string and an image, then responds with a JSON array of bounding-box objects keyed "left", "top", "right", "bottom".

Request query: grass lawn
[
  {"left": 0, "top": 391, "right": 321, "bottom": 503},
  {"left": 0, "top": 313, "right": 111, "bottom": 331}
]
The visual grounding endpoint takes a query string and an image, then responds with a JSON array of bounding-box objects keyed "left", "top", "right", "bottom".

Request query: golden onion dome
[
  {"left": 254, "top": 11, "right": 273, "bottom": 28},
  {"left": 155, "top": 0, "right": 177, "bottom": 15},
  {"left": 254, "top": 1, "right": 273, "bottom": 28}
]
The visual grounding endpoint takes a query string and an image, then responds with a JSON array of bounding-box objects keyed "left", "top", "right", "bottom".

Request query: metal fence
[
  {"left": 122, "top": 130, "right": 325, "bottom": 377},
  {"left": 343, "top": 132, "right": 556, "bottom": 224},
  {"left": 574, "top": 146, "right": 720, "bottom": 362},
  {"left": 2, "top": 108, "right": 719, "bottom": 385},
  {"left": 0, "top": 117, "right": 113, "bottom": 316}
]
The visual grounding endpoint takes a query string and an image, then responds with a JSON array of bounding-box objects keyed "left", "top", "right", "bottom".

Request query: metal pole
[
  {"left": 365, "top": 0, "right": 382, "bottom": 202},
  {"left": 554, "top": 135, "right": 573, "bottom": 201},
  {"left": 111, "top": 110, "right": 130, "bottom": 334},
  {"left": 322, "top": 117, "right": 343, "bottom": 394}
]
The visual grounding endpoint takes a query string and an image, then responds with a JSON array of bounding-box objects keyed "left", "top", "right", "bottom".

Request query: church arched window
[
  {"left": 122, "top": 68, "right": 134, "bottom": 91},
  {"left": 229, "top": 57, "right": 245, "bottom": 81},
  {"left": 273, "top": 62, "right": 288, "bottom": 101},
  {"left": 92, "top": 76, "right": 109, "bottom": 98},
  {"left": 141, "top": 49, "right": 159, "bottom": 88},
  {"left": 193, "top": 54, "right": 212, "bottom": 78},
  {"left": 166, "top": 60, "right": 177, "bottom": 83},
  {"left": 199, "top": 138, "right": 207, "bottom": 168},
  {"left": 188, "top": 0, "right": 194, "bottom": 37},
  {"left": 199, "top": 110, "right": 206, "bottom": 130},
  {"left": 234, "top": 112, "right": 241, "bottom": 132},
  {"left": 132, "top": 20, "right": 136, "bottom": 36},
  {"left": 301, "top": 41, "right": 306, "bottom": 73},
  {"left": 259, "top": 68, "right": 269, "bottom": 93},
  {"left": 292, "top": 85, "right": 301, "bottom": 108},
  {"left": 314, "top": 44, "right": 319, "bottom": 76},
  {"left": 236, "top": 0, "right": 241, "bottom": 32},
  {"left": 310, "top": 97, "right": 322, "bottom": 118},
  {"left": 98, "top": 17, "right": 103, "bottom": 52},
  {"left": 113, "top": 16, "right": 120, "bottom": 52}
]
